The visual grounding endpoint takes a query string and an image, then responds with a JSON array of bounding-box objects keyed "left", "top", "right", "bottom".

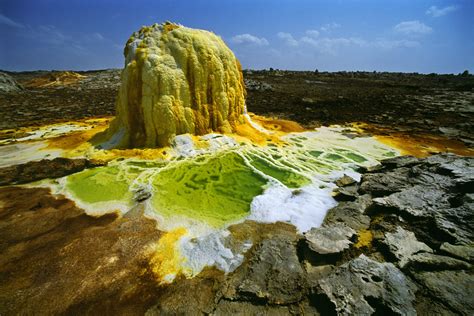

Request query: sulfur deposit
[
  {"left": 102, "top": 22, "right": 246, "bottom": 148},
  {"left": 23, "top": 71, "right": 86, "bottom": 88}
]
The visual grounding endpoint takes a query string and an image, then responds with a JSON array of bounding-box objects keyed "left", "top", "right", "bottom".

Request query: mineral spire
[{"left": 101, "top": 22, "right": 246, "bottom": 148}]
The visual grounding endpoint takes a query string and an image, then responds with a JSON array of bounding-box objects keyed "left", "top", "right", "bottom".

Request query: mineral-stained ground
[
  {"left": 1, "top": 69, "right": 473, "bottom": 146},
  {"left": 0, "top": 70, "right": 473, "bottom": 315}
]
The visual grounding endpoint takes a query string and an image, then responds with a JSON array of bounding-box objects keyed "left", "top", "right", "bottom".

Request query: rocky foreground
[{"left": 0, "top": 153, "right": 472, "bottom": 315}]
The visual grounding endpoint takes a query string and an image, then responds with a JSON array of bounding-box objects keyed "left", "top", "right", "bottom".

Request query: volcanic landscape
[{"left": 0, "top": 22, "right": 473, "bottom": 316}]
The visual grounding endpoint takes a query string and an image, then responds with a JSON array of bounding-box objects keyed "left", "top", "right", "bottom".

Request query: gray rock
[
  {"left": 0, "top": 72, "right": 23, "bottom": 93},
  {"left": 375, "top": 189, "right": 473, "bottom": 244},
  {"left": 406, "top": 253, "right": 471, "bottom": 270},
  {"left": 424, "top": 154, "right": 474, "bottom": 189},
  {"left": 213, "top": 299, "right": 321, "bottom": 315},
  {"left": 434, "top": 204, "right": 474, "bottom": 245},
  {"left": 305, "top": 264, "right": 335, "bottom": 288},
  {"left": 226, "top": 235, "right": 307, "bottom": 305},
  {"left": 333, "top": 184, "right": 359, "bottom": 201},
  {"left": 212, "top": 300, "right": 291, "bottom": 316},
  {"left": 305, "top": 223, "right": 355, "bottom": 255},
  {"left": 359, "top": 168, "right": 412, "bottom": 196},
  {"left": 323, "top": 195, "right": 371, "bottom": 231},
  {"left": 368, "top": 156, "right": 473, "bottom": 246},
  {"left": 244, "top": 79, "right": 273, "bottom": 91},
  {"left": 301, "top": 97, "right": 317, "bottom": 104},
  {"left": 133, "top": 188, "right": 152, "bottom": 202},
  {"left": 378, "top": 155, "right": 420, "bottom": 169},
  {"left": 145, "top": 268, "right": 224, "bottom": 316},
  {"left": 440, "top": 243, "right": 474, "bottom": 263},
  {"left": 424, "top": 152, "right": 472, "bottom": 168},
  {"left": 335, "top": 174, "right": 357, "bottom": 187},
  {"left": 439, "top": 127, "right": 460, "bottom": 137},
  {"left": 313, "top": 255, "right": 417, "bottom": 315},
  {"left": 373, "top": 185, "right": 450, "bottom": 217},
  {"left": 413, "top": 270, "right": 474, "bottom": 315},
  {"left": 408, "top": 165, "right": 455, "bottom": 191},
  {"left": 319, "top": 154, "right": 474, "bottom": 315},
  {"left": 464, "top": 193, "right": 474, "bottom": 203},
  {"left": 382, "top": 227, "right": 433, "bottom": 268}
]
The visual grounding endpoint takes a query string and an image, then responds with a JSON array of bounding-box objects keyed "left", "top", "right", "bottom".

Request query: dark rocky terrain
[
  {"left": 1, "top": 69, "right": 473, "bottom": 146},
  {"left": 0, "top": 70, "right": 120, "bottom": 129},
  {"left": 0, "top": 70, "right": 473, "bottom": 315},
  {"left": 244, "top": 70, "right": 474, "bottom": 147}
]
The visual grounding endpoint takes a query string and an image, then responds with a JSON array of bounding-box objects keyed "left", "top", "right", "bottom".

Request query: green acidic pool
[
  {"left": 151, "top": 152, "right": 268, "bottom": 228},
  {"left": 247, "top": 154, "right": 311, "bottom": 188},
  {"left": 66, "top": 165, "right": 137, "bottom": 204},
  {"left": 61, "top": 128, "right": 400, "bottom": 228}
]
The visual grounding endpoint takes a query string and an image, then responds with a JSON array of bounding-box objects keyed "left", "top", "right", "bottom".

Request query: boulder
[
  {"left": 440, "top": 243, "right": 474, "bottom": 263},
  {"left": 223, "top": 235, "right": 307, "bottom": 305},
  {"left": 406, "top": 253, "right": 471, "bottom": 270},
  {"left": 382, "top": 227, "right": 433, "bottom": 268},
  {"left": 371, "top": 154, "right": 474, "bottom": 245},
  {"left": 244, "top": 79, "right": 273, "bottom": 91},
  {"left": 359, "top": 168, "right": 412, "bottom": 196},
  {"left": 312, "top": 255, "right": 417, "bottom": 315},
  {"left": 335, "top": 174, "right": 357, "bottom": 187},
  {"left": 0, "top": 72, "right": 23, "bottom": 93},
  {"left": 323, "top": 195, "right": 371, "bottom": 231},
  {"left": 304, "top": 223, "right": 355, "bottom": 255},
  {"left": 413, "top": 270, "right": 474, "bottom": 315}
]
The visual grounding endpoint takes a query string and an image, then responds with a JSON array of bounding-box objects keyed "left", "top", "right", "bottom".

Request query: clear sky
[{"left": 0, "top": 0, "right": 473, "bottom": 73}]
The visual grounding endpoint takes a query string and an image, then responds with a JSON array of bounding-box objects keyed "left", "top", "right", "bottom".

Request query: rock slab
[{"left": 313, "top": 255, "right": 417, "bottom": 315}]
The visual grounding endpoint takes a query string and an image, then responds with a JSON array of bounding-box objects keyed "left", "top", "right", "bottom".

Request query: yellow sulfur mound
[
  {"left": 24, "top": 71, "right": 86, "bottom": 88},
  {"left": 101, "top": 22, "right": 246, "bottom": 148}
]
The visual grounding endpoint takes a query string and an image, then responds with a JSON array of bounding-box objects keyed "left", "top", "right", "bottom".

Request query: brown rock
[
  {"left": 0, "top": 186, "right": 161, "bottom": 314},
  {"left": 0, "top": 157, "right": 106, "bottom": 185}
]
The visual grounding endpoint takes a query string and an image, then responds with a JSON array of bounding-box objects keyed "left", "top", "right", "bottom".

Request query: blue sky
[{"left": 0, "top": 0, "right": 472, "bottom": 73}]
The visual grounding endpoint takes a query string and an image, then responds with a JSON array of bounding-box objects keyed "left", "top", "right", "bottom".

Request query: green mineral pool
[
  {"left": 246, "top": 154, "right": 311, "bottom": 188},
  {"left": 66, "top": 165, "right": 138, "bottom": 204},
  {"left": 151, "top": 152, "right": 268, "bottom": 227},
  {"left": 62, "top": 129, "right": 399, "bottom": 229}
]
